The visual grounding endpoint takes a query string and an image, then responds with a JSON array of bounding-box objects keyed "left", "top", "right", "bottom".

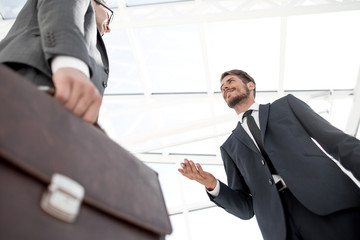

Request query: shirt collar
[{"left": 238, "top": 102, "right": 260, "bottom": 122}]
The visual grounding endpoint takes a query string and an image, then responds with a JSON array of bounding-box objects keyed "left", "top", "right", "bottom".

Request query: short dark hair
[{"left": 220, "top": 69, "right": 256, "bottom": 98}]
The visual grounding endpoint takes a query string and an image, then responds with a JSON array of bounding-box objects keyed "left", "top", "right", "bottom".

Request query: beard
[{"left": 226, "top": 87, "right": 250, "bottom": 108}]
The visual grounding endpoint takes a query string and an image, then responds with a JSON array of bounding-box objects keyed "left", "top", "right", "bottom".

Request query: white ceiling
[{"left": 97, "top": 0, "right": 360, "bottom": 156}]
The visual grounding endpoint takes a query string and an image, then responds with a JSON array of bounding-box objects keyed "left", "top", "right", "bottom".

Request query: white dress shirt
[{"left": 51, "top": 56, "right": 90, "bottom": 78}]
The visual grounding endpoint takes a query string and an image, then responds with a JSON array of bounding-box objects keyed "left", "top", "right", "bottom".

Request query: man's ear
[{"left": 247, "top": 81, "right": 255, "bottom": 91}]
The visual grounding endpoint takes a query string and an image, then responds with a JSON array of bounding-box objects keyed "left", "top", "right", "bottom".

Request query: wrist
[{"left": 205, "top": 178, "right": 217, "bottom": 191}]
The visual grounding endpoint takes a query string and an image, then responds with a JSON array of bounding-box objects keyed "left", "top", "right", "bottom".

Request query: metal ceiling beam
[
  {"left": 100, "top": 90, "right": 353, "bottom": 153},
  {"left": 168, "top": 201, "right": 216, "bottom": 216},
  {"left": 131, "top": 129, "right": 232, "bottom": 154},
  {"left": 277, "top": 13, "right": 287, "bottom": 98},
  {"left": 101, "top": 90, "right": 352, "bottom": 118},
  {"left": 345, "top": 66, "right": 360, "bottom": 136},
  {"left": 100, "top": 93, "right": 226, "bottom": 118},
  {"left": 114, "top": 112, "right": 236, "bottom": 147},
  {"left": 134, "top": 153, "right": 222, "bottom": 164},
  {"left": 112, "top": 0, "right": 360, "bottom": 29},
  {"left": 116, "top": 0, "right": 152, "bottom": 97},
  {"left": 198, "top": 22, "right": 213, "bottom": 94}
]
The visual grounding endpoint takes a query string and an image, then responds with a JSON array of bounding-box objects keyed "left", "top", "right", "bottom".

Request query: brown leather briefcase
[{"left": 0, "top": 64, "right": 172, "bottom": 239}]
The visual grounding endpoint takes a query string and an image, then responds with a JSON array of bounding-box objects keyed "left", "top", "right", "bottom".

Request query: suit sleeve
[
  {"left": 37, "top": 0, "right": 92, "bottom": 68},
  {"left": 287, "top": 94, "right": 360, "bottom": 181},
  {"left": 207, "top": 146, "right": 254, "bottom": 220}
]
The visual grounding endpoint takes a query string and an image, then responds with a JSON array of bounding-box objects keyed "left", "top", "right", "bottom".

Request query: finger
[
  {"left": 178, "top": 169, "right": 194, "bottom": 180},
  {"left": 189, "top": 160, "right": 198, "bottom": 173},
  {"left": 179, "top": 163, "right": 186, "bottom": 170},
  {"left": 179, "top": 168, "right": 191, "bottom": 178},
  {"left": 72, "top": 85, "right": 99, "bottom": 117},
  {"left": 181, "top": 159, "right": 191, "bottom": 171},
  {"left": 64, "top": 87, "right": 82, "bottom": 111},
  {"left": 197, "top": 163, "right": 204, "bottom": 174},
  {"left": 63, "top": 71, "right": 94, "bottom": 113},
  {"left": 197, "top": 163, "right": 207, "bottom": 174},
  {"left": 178, "top": 166, "right": 191, "bottom": 176},
  {"left": 53, "top": 77, "right": 71, "bottom": 105},
  {"left": 197, "top": 163, "right": 207, "bottom": 178},
  {"left": 82, "top": 95, "right": 102, "bottom": 123}
]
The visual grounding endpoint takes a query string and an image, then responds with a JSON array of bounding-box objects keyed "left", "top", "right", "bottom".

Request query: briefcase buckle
[{"left": 41, "top": 173, "right": 85, "bottom": 223}]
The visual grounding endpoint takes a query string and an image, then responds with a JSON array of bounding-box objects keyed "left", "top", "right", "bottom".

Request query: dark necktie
[{"left": 243, "top": 110, "right": 277, "bottom": 174}]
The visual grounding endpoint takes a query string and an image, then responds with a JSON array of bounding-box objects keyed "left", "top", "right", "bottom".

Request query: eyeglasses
[{"left": 94, "top": 0, "right": 114, "bottom": 26}]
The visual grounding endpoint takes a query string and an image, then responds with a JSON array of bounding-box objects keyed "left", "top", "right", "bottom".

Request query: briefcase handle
[{"left": 37, "top": 85, "right": 106, "bottom": 133}]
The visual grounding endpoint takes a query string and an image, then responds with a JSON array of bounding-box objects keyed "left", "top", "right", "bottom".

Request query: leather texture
[{"left": 0, "top": 64, "right": 172, "bottom": 239}]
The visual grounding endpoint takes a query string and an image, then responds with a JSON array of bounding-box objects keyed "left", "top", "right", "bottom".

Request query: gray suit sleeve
[{"left": 37, "top": 0, "right": 92, "bottom": 66}]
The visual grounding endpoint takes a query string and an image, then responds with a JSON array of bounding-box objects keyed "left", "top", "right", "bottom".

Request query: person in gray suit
[
  {"left": 0, "top": 0, "right": 112, "bottom": 124},
  {"left": 179, "top": 69, "right": 360, "bottom": 240}
]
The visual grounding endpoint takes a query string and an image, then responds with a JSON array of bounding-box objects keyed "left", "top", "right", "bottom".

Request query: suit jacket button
[
  {"left": 261, "top": 159, "right": 265, "bottom": 165},
  {"left": 268, "top": 178, "right": 274, "bottom": 185},
  {"left": 102, "top": 81, "right": 107, "bottom": 88}
]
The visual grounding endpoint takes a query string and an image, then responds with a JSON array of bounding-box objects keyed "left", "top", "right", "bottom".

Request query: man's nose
[{"left": 103, "top": 23, "right": 111, "bottom": 34}]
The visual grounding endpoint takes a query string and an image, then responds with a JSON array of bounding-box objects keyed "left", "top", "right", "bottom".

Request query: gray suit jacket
[
  {"left": 209, "top": 94, "right": 360, "bottom": 240},
  {"left": 0, "top": 0, "right": 109, "bottom": 95}
]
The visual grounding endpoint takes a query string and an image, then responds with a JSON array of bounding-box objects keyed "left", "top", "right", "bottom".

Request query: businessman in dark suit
[
  {"left": 179, "top": 69, "right": 360, "bottom": 240},
  {"left": 0, "top": 0, "right": 112, "bottom": 124}
]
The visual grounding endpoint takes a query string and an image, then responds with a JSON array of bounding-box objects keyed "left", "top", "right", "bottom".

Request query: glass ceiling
[
  {"left": 0, "top": 0, "right": 26, "bottom": 19},
  {"left": 1, "top": 0, "right": 360, "bottom": 239}
]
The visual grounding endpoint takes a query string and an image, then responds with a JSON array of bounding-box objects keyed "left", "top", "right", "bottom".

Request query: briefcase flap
[{"left": 0, "top": 64, "right": 172, "bottom": 235}]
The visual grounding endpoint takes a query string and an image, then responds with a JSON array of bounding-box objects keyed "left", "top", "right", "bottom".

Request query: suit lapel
[
  {"left": 97, "top": 32, "right": 109, "bottom": 68},
  {"left": 232, "top": 103, "right": 271, "bottom": 155},
  {"left": 233, "top": 122, "right": 260, "bottom": 155},
  {"left": 259, "top": 103, "right": 270, "bottom": 142}
]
